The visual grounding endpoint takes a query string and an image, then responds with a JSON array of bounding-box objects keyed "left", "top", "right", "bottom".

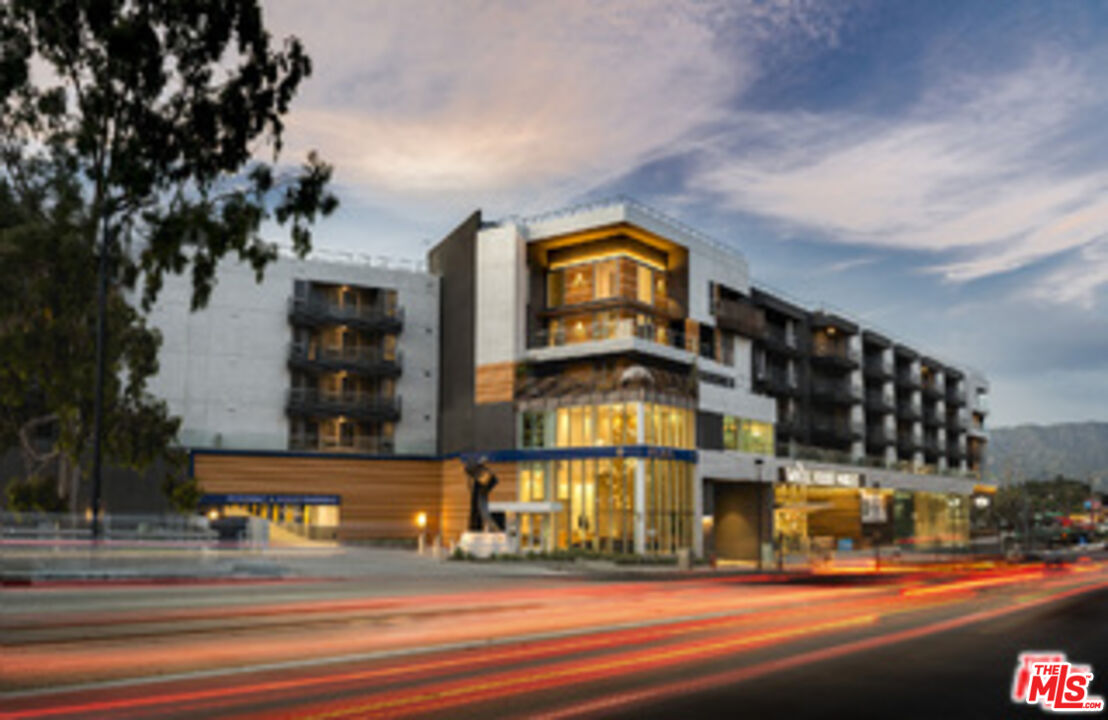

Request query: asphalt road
[{"left": 2, "top": 557, "right": 1106, "bottom": 719}]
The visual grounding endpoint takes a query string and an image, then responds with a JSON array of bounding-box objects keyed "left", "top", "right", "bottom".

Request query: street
[{"left": 2, "top": 553, "right": 1106, "bottom": 719}]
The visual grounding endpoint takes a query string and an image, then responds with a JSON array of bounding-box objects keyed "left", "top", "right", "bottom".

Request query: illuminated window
[
  {"left": 636, "top": 264, "right": 653, "bottom": 304},
  {"left": 595, "top": 260, "right": 618, "bottom": 299},
  {"left": 723, "top": 416, "right": 738, "bottom": 450},
  {"left": 547, "top": 270, "right": 564, "bottom": 307}
]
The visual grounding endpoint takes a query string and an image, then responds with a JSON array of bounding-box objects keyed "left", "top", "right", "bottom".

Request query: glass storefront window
[{"left": 723, "top": 416, "right": 738, "bottom": 450}]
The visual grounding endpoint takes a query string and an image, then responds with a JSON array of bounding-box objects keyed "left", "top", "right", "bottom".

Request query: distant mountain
[{"left": 987, "top": 422, "right": 1108, "bottom": 488}]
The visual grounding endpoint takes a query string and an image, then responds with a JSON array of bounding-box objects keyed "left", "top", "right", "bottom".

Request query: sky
[{"left": 259, "top": 0, "right": 1108, "bottom": 428}]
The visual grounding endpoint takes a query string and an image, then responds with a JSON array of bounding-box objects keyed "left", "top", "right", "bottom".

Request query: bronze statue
[{"left": 465, "top": 459, "right": 500, "bottom": 532}]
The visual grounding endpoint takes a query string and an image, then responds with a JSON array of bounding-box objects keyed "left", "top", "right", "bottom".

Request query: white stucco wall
[{"left": 474, "top": 223, "right": 526, "bottom": 367}]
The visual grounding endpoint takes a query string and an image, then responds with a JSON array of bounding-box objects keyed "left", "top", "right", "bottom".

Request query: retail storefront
[
  {"left": 512, "top": 399, "right": 697, "bottom": 555},
  {"left": 774, "top": 464, "right": 970, "bottom": 555}
]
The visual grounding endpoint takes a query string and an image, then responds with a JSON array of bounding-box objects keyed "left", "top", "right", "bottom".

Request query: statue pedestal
[{"left": 458, "top": 531, "right": 514, "bottom": 558}]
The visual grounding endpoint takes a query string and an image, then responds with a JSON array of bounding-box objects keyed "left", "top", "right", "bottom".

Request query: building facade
[{"left": 158, "top": 200, "right": 990, "bottom": 556}]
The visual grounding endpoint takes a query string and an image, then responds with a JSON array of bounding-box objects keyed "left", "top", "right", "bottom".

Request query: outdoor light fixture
[
  {"left": 207, "top": 508, "right": 220, "bottom": 522},
  {"left": 415, "top": 511, "right": 428, "bottom": 529}
]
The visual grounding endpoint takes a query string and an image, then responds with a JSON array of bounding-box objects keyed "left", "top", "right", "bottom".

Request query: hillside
[{"left": 987, "top": 422, "right": 1108, "bottom": 488}]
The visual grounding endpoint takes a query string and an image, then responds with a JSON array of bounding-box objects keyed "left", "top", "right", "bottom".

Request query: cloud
[
  {"left": 687, "top": 53, "right": 1108, "bottom": 304},
  {"left": 261, "top": 0, "right": 849, "bottom": 218}
]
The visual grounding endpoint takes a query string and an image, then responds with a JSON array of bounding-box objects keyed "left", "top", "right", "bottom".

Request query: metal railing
[
  {"left": 529, "top": 317, "right": 689, "bottom": 354},
  {"left": 286, "top": 388, "right": 402, "bottom": 420},
  {"left": 288, "top": 297, "right": 404, "bottom": 329},
  {"left": 289, "top": 434, "right": 395, "bottom": 454},
  {"left": 288, "top": 343, "right": 402, "bottom": 374},
  {"left": 0, "top": 511, "right": 217, "bottom": 543}
]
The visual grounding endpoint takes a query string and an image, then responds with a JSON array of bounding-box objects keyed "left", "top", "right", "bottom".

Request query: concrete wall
[{"left": 145, "top": 254, "right": 439, "bottom": 454}]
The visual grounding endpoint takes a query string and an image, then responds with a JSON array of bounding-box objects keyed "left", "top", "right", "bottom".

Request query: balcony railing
[
  {"left": 285, "top": 388, "right": 401, "bottom": 422},
  {"left": 922, "top": 381, "right": 943, "bottom": 400},
  {"left": 896, "top": 399, "right": 922, "bottom": 421},
  {"left": 810, "top": 344, "right": 861, "bottom": 369},
  {"left": 755, "top": 369, "right": 798, "bottom": 396},
  {"left": 712, "top": 297, "right": 766, "bottom": 339},
  {"left": 811, "top": 379, "right": 862, "bottom": 405},
  {"left": 946, "top": 384, "right": 967, "bottom": 406},
  {"left": 863, "top": 357, "right": 894, "bottom": 379},
  {"left": 762, "top": 324, "right": 797, "bottom": 353},
  {"left": 810, "top": 417, "right": 863, "bottom": 443},
  {"left": 529, "top": 317, "right": 689, "bottom": 355},
  {"left": 947, "top": 411, "right": 969, "bottom": 430},
  {"left": 288, "top": 343, "right": 402, "bottom": 376},
  {"left": 896, "top": 369, "right": 922, "bottom": 388},
  {"left": 864, "top": 389, "right": 896, "bottom": 413},
  {"left": 922, "top": 406, "right": 943, "bottom": 427},
  {"left": 866, "top": 426, "right": 895, "bottom": 446},
  {"left": 288, "top": 297, "right": 404, "bottom": 333},
  {"left": 288, "top": 434, "right": 395, "bottom": 454},
  {"left": 783, "top": 443, "right": 855, "bottom": 466}
]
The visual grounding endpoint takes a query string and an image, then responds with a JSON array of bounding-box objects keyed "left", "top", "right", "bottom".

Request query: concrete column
[
  {"left": 633, "top": 458, "right": 647, "bottom": 555},
  {"left": 692, "top": 468, "right": 705, "bottom": 558}
]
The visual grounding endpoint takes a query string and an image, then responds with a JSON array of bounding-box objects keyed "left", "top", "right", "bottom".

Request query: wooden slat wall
[
  {"left": 563, "top": 265, "right": 595, "bottom": 305},
  {"left": 194, "top": 455, "right": 444, "bottom": 541},
  {"left": 475, "top": 362, "right": 515, "bottom": 404}
]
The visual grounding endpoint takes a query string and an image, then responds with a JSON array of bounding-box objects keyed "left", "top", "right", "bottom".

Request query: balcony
[
  {"left": 946, "top": 444, "right": 966, "bottom": 461},
  {"left": 897, "top": 432, "right": 922, "bottom": 455},
  {"left": 809, "top": 417, "right": 863, "bottom": 445},
  {"left": 289, "top": 433, "right": 395, "bottom": 454},
  {"left": 526, "top": 316, "right": 694, "bottom": 365},
  {"left": 810, "top": 344, "right": 861, "bottom": 370},
  {"left": 863, "top": 357, "right": 894, "bottom": 380},
  {"left": 754, "top": 369, "right": 798, "bottom": 396},
  {"left": 922, "top": 406, "right": 943, "bottom": 427},
  {"left": 288, "top": 297, "right": 404, "bottom": 334},
  {"left": 947, "top": 411, "right": 969, "bottom": 431},
  {"left": 712, "top": 296, "right": 766, "bottom": 339},
  {"left": 288, "top": 343, "right": 402, "bottom": 377},
  {"left": 896, "top": 368, "right": 922, "bottom": 389},
  {"left": 864, "top": 389, "right": 895, "bottom": 413},
  {"left": 946, "top": 384, "right": 967, "bottom": 406},
  {"left": 811, "top": 378, "right": 862, "bottom": 406},
  {"left": 761, "top": 324, "right": 799, "bottom": 355},
  {"left": 923, "top": 436, "right": 943, "bottom": 456},
  {"left": 922, "top": 381, "right": 943, "bottom": 400},
  {"left": 286, "top": 388, "right": 402, "bottom": 422},
  {"left": 896, "top": 400, "right": 922, "bottom": 422},
  {"left": 866, "top": 426, "right": 895, "bottom": 447}
]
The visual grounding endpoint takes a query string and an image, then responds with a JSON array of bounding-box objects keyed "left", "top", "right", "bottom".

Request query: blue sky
[{"left": 261, "top": 0, "right": 1108, "bottom": 427}]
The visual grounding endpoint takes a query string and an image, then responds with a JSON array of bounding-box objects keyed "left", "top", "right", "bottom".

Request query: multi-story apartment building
[
  {"left": 159, "top": 199, "right": 989, "bottom": 556},
  {"left": 429, "top": 199, "right": 990, "bottom": 561}
]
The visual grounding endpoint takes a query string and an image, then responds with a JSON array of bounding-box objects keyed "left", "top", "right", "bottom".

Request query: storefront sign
[{"left": 780, "top": 463, "right": 861, "bottom": 488}]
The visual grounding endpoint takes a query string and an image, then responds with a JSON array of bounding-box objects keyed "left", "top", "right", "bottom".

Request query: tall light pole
[{"left": 89, "top": 222, "right": 110, "bottom": 540}]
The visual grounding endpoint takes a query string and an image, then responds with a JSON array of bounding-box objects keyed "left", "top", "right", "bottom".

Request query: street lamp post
[{"left": 89, "top": 223, "right": 110, "bottom": 541}]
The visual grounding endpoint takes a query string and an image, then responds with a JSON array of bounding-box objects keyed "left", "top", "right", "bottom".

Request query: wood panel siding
[
  {"left": 475, "top": 362, "right": 515, "bottom": 404},
  {"left": 194, "top": 454, "right": 443, "bottom": 541}
]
